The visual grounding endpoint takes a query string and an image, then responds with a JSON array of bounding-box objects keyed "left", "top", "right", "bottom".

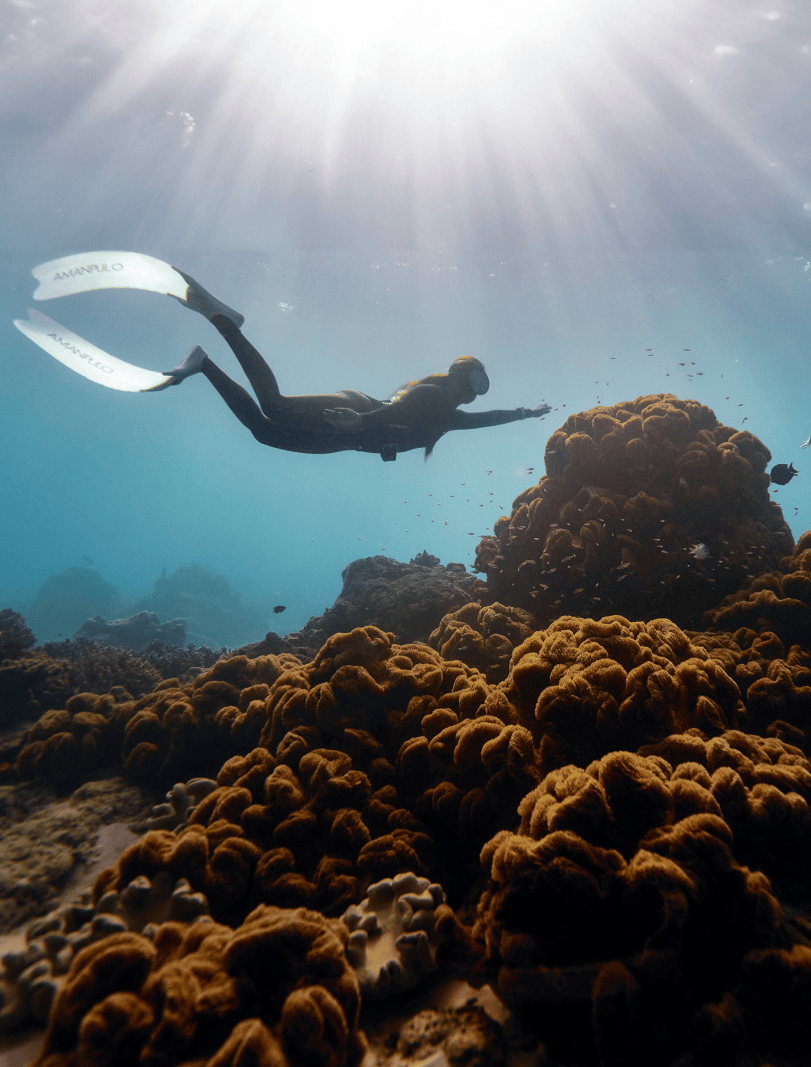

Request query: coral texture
[
  {"left": 429, "top": 601, "right": 536, "bottom": 682},
  {"left": 707, "top": 527, "right": 811, "bottom": 647},
  {"left": 474, "top": 394, "right": 793, "bottom": 628},
  {"left": 33, "top": 904, "right": 367, "bottom": 1067},
  {"left": 501, "top": 613, "right": 746, "bottom": 773},
  {"left": 473, "top": 732, "right": 811, "bottom": 1063}
]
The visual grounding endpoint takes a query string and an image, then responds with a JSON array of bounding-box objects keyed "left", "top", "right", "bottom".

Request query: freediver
[{"left": 151, "top": 271, "right": 550, "bottom": 462}]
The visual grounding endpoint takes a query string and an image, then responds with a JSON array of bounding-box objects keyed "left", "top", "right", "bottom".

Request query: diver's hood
[{"left": 450, "top": 356, "right": 489, "bottom": 395}]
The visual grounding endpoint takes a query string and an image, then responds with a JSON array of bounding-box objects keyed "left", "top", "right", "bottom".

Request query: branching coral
[
  {"left": 474, "top": 395, "right": 793, "bottom": 629},
  {"left": 0, "top": 609, "right": 36, "bottom": 661}
]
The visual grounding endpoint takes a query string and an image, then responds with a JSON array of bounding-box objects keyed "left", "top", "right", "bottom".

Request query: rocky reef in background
[
  {"left": 15, "top": 562, "right": 273, "bottom": 650},
  {"left": 2, "top": 394, "right": 811, "bottom": 1067}
]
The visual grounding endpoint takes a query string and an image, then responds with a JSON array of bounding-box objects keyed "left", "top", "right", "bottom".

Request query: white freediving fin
[
  {"left": 30, "top": 251, "right": 244, "bottom": 327},
  {"left": 13, "top": 308, "right": 174, "bottom": 392}
]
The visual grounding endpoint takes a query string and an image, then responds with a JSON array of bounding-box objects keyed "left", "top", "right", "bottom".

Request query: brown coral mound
[
  {"left": 34, "top": 905, "right": 366, "bottom": 1067},
  {"left": 501, "top": 614, "right": 746, "bottom": 772},
  {"left": 707, "top": 527, "right": 811, "bottom": 647},
  {"left": 474, "top": 394, "right": 793, "bottom": 629},
  {"left": 15, "top": 652, "right": 300, "bottom": 789},
  {"left": 88, "top": 629, "right": 540, "bottom": 924},
  {"left": 472, "top": 736, "right": 808, "bottom": 1063}
]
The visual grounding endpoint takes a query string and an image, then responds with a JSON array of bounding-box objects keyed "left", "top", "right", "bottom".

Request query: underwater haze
[{"left": 2, "top": 0, "right": 810, "bottom": 644}]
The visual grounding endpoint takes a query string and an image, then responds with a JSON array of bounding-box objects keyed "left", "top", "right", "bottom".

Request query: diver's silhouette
[
  {"left": 14, "top": 252, "right": 549, "bottom": 461},
  {"left": 158, "top": 290, "right": 549, "bottom": 461}
]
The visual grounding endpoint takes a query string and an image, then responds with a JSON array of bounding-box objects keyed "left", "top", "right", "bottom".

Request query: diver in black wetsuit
[{"left": 152, "top": 275, "right": 550, "bottom": 462}]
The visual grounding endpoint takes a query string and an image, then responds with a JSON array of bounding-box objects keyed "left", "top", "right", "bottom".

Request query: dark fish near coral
[
  {"left": 770, "top": 463, "right": 799, "bottom": 485},
  {"left": 273, "top": 604, "right": 286, "bottom": 613}
]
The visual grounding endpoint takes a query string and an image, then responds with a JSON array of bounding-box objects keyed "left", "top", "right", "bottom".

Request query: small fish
[
  {"left": 689, "top": 543, "right": 711, "bottom": 560},
  {"left": 801, "top": 437, "right": 811, "bottom": 449},
  {"left": 273, "top": 605, "right": 286, "bottom": 614},
  {"left": 770, "top": 463, "right": 799, "bottom": 485}
]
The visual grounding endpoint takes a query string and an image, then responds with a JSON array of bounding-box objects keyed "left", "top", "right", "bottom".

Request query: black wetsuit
[{"left": 201, "top": 316, "right": 547, "bottom": 461}]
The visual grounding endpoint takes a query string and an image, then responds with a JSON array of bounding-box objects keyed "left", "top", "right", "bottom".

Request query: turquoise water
[{"left": 2, "top": 0, "right": 810, "bottom": 642}]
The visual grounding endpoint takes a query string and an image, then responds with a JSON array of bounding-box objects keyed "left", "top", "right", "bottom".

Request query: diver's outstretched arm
[{"left": 449, "top": 402, "right": 550, "bottom": 430}]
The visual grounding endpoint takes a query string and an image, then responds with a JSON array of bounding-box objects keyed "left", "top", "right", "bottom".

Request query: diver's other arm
[{"left": 450, "top": 402, "right": 550, "bottom": 430}]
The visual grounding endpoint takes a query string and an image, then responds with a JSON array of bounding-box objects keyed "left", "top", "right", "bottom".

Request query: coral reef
[
  {"left": 474, "top": 394, "right": 793, "bottom": 629},
  {"left": 138, "top": 639, "right": 230, "bottom": 682},
  {"left": 502, "top": 613, "right": 746, "bottom": 773},
  {"left": 0, "top": 777, "right": 153, "bottom": 932},
  {"left": 74, "top": 612, "right": 187, "bottom": 652},
  {"left": 7, "top": 398, "right": 811, "bottom": 1067},
  {"left": 146, "top": 777, "right": 219, "bottom": 832},
  {"left": 472, "top": 732, "right": 811, "bottom": 1064},
  {"left": 706, "top": 528, "right": 811, "bottom": 647},
  {"left": 0, "top": 637, "right": 167, "bottom": 738},
  {"left": 371, "top": 1002, "right": 507, "bottom": 1067}
]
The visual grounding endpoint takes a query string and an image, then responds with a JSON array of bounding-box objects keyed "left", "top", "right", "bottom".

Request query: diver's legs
[
  {"left": 199, "top": 355, "right": 277, "bottom": 441},
  {"left": 210, "top": 315, "right": 285, "bottom": 418}
]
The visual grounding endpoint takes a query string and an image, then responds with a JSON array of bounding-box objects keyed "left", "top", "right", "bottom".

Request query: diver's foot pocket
[
  {"left": 141, "top": 345, "right": 209, "bottom": 391},
  {"left": 172, "top": 269, "right": 245, "bottom": 328}
]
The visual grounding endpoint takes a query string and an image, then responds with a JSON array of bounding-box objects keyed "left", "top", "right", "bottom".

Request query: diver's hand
[
  {"left": 323, "top": 407, "right": 363, "bottom": 430},
  {"left": 518, "top": 403, "right": 550, "bottom": 419}
]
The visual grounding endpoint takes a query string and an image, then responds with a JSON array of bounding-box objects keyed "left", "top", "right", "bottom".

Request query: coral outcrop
[
  {"left": 502, "top": 613, "right": 746, "bottom": 773},
  {"left": 429, "top": 601, "right": 536, "bottom": 682},
  {"left": 474, "top": 394, "right": 793, "bottom": 629},
  {"left": 127, "top": 562, "right": 271, "bottom": 649},
  {"left": 341, "top": 873, "right": 456, "bottom": 999},
  {"left": 294, "top": 552, "right": 480, "bottom": 649},
  {"left": 74, "top": 612, "right": 187, "bottom": 652}
]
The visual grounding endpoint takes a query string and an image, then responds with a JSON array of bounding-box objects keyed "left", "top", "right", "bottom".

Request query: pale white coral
[
  {"left": 146, "top": 776, "right": 218, "bottom": 831},
  {"left": 341, "top": 872, "right": 449, "bottom": 999}
]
